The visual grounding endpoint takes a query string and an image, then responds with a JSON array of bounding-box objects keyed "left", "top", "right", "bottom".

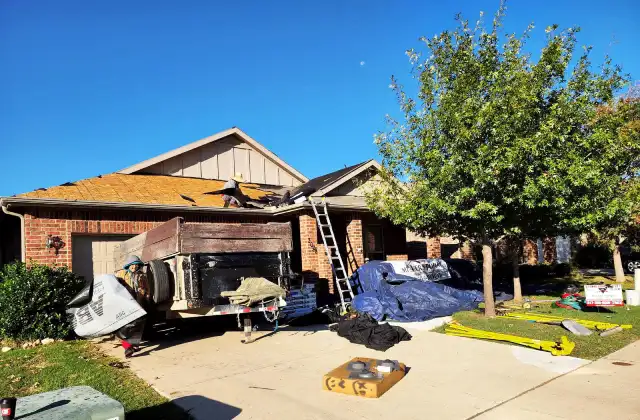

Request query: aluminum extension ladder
[{"left": 310, "top": 197, "right": 355, "bottom": 313}]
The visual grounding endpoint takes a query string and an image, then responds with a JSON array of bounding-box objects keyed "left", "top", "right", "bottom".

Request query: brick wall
[{"left": 23, "top": 207, "right": 270, "bottom": 268}]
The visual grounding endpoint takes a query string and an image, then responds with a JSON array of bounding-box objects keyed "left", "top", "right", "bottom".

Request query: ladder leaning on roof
[{"left": 310, "top": 197, "right": 355, "bottom": 313}]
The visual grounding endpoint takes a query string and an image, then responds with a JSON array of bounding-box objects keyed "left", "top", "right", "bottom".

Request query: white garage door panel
[{"left": 72, "top": 236, "right": 133, "bottom": 281}]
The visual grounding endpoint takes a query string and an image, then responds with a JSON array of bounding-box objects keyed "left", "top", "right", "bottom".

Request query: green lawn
[
  {"left": 435, "top": 304, "right": 640, "bottom": 360},
  {"left": 0, "top": 340, "right": 190, "bottom": 420}
]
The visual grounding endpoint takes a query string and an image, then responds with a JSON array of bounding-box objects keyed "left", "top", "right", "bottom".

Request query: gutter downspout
[{"left": 2, "top": 204, "right": 25, "bottom": 262}]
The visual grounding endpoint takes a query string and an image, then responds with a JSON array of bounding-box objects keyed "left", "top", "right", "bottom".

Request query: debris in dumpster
[
  {"left": 323, "top": 357, "right": 407, "bottom": 398},
  {"left": 499, "top": 312, "right": 632, "bottom": 331},
  {"left": 220, "top": 277, "right": 286, "bottom": 306},
  {"left": 329, "top": 313, "right": 411, "bottom": 351},
  {"left": 445, "top": 322, "right": 575, "bottom": 356}
]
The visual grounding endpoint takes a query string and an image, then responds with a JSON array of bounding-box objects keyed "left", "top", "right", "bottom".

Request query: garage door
[{"left": 72, "top": 235, "right": 133, "bottom": 281}]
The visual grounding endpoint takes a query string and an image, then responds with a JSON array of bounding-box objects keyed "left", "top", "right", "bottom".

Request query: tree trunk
[
  {"left": 512, "top": 245, "right": 523, "bottom": 303},
  {"left": 613, "top": 238, "right": 626, "bottom": 283},
  {"left": 482, "top": 238, "right": 496, "bottom": 317}
]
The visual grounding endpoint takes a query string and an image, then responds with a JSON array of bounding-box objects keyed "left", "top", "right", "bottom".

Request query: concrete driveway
[{"left": 100, "top": 321, "right": 640, "bottom": 420}]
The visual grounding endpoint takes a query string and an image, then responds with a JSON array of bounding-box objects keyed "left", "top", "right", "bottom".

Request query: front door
[{"left": 364, "top": 225, "right": 384, "bottom": 261}]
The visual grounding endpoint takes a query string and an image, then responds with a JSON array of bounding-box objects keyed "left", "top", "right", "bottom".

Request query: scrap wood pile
[{"left": 445, "top": 322, "right": 575, "bottom": 356}]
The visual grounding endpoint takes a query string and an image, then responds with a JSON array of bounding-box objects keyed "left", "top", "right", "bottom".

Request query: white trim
[
  {"left": 118, "top": 127, "right": 308, "bottom": 183},
  {"left": 309, "top": 160, "right": 381, "bottom": 197}
]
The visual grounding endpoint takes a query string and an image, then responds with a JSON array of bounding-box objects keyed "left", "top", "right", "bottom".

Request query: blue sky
[{"left": 1, "top": 0, "right": 639, "bottom": 196}]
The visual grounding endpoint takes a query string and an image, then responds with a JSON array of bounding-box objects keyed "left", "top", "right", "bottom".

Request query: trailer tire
[{"left": 148, "top": 260, "right": 172, "bottom": 304}]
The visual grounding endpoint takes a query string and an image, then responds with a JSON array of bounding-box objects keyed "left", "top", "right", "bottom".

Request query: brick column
[
  {"left": 345, "top": 214, "right": 364, "bottom": 274},
  {"left": 299, "top": 213, "right": 319, "bottom": 279},
  {"left": 459, "top": 241, "right": 475, "bottom": 260},
  {"left": 523, "top": 240, "right": 538, "bottom": 264},
  {"left": 427, "top": 237, "right": 441, "bottom": 258},
  {"left": 543, "top": 237, "right": 556, "bottom": 264}
]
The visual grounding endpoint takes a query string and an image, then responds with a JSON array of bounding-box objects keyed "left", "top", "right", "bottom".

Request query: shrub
[
  {"left": 573, "top": 243, "right": 613, "bottom": 268},
  {"left": 0, "top": 262, "right": 84, "bottom": 340}
]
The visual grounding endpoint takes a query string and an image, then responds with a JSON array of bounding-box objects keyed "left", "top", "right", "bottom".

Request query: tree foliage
[
  {"left": 586, "top": 95, "right": 640, "bottom": 281},
  {"left": 367, "top": 3, "right": 630, "bottom": 314}
]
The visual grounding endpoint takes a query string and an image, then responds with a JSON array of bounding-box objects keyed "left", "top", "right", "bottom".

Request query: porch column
[
  {"left": 523, "top": 239, "right": 538, "bottom": 264},
  {"left": 427, "top": 237, "right": 441, "bottom": 258},
  {"left": 345, "top": 213, "right": 365, "bottom": 275},
  {"left": 299, "top": 213, "right": 318, "bottom": 279},
  {"left": 543, "top": 237, "right": 557, "bottom": 264}
]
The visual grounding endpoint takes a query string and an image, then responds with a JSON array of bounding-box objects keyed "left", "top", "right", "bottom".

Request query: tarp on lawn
[{"left": 352, "top": 260, "right": 484, "bottom": 322}]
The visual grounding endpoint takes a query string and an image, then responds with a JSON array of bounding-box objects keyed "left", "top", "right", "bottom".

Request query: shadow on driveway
[{"left": 127, "top": 395, "right": 241, "bottom": 420}]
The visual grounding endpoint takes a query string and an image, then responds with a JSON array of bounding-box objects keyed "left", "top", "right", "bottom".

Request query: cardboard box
[{"left": 322, "top": 357, "right": 406, "bottom": 398}]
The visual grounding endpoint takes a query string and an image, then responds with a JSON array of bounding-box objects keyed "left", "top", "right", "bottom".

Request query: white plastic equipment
[
  {"left": 625, "top": 289, "right": 640, "bottom": 306},
  {"left": 67, "top": 274, "right": 147, "bottom": 338}
]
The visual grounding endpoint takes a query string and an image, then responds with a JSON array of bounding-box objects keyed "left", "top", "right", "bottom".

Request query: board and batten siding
[{"left": 144, "top": 135, "right": 301, "bottom": 187}]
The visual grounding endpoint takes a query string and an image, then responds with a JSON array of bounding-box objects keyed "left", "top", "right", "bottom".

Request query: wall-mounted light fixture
[{"left": 45, "top": 235, "right": 65, "bottom": 255}]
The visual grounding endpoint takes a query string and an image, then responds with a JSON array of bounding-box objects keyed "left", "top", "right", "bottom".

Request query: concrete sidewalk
[
  {"left": 475, "top": 340, "right": 640, "bottom": 419},
  {"left": 96, "top": 321, "right": 637, "bottom": 420}
]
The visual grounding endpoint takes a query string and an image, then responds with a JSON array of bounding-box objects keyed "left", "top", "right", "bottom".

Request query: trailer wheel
[{"left": 147, "top": 260, "right": 172, "bottom": 304}]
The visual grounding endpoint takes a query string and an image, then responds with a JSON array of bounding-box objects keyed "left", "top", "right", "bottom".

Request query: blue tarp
[{"left": 351, "top": 261, "right": 485, "bottom": 322}]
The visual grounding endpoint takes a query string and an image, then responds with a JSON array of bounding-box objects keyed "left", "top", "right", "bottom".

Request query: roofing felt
[
  {"left": 16, "top": 173, "right": 276, "bottom": 207},
  {"left": 289, "top": 160, "right": 372, "bottom": 196}
]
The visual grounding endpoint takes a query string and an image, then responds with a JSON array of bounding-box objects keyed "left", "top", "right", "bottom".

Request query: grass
[
  {"left": 0, "top": 340, "right": 190, "bottom": 420},
  {"left": 435, "top": 271, "right": 640, "bottom": 360},
  {"left": 436, "top": 305, "right": 640, "bottom": 360}
]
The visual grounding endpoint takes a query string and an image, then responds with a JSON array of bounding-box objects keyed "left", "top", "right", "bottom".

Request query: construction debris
[
  {"left": 445, "top": 322, "right": 575, "bottom": 356},
  {"left": 323, "top": 357, "right": 407, "bottom": 398},
  {"left": 329, "top": 313, "right": 411, "bottom": 351},
  {"left": 499, "top": 312, "right": 632, "bottom": 331}
]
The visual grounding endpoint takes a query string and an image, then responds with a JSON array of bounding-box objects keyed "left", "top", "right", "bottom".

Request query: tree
[
  {"left": 366, "top": 2, "right": 627, "bottom": 315},
  {"left": 587, "top": 94, "right": 640, "bottom": 282}
]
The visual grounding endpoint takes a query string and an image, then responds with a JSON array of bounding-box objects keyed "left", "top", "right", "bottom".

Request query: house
[{"left": 0, "top": 127, "right": 442, "bottom": 299}]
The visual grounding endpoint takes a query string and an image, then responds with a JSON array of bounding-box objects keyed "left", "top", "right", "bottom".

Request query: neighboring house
[{"left": 0, "top": 127, "right": 440, "bottom": 299}]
